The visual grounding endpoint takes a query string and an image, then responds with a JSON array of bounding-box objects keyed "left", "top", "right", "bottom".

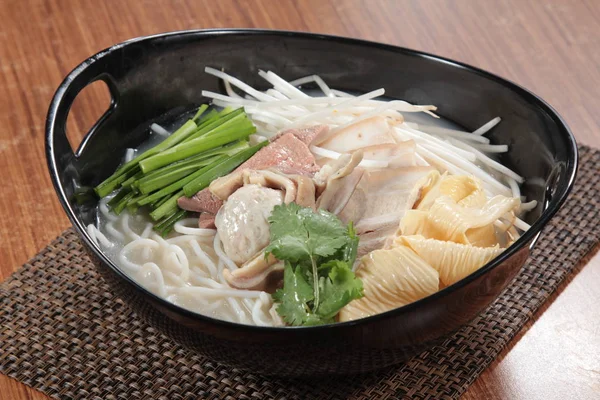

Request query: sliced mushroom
[{"left": 223, "top": 252, "right": 284, "bottom": 293}]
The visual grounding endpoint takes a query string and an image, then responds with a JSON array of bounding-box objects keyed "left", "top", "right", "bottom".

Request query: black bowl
[{"left": 45, "top": 29, "right": 577, "bottom": 376}]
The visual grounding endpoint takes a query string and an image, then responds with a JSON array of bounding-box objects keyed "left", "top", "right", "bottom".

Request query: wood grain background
[{"left": 1, "top": 1, "right": 599, "bottom": 399}]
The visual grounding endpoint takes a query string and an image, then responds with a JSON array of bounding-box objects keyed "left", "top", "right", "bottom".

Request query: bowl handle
[
  {"left": 46, "top": 71, "right": 119, "bottom": 160},
  {"left": 45, "top": 58, "right": 120, "bottom": 221}
]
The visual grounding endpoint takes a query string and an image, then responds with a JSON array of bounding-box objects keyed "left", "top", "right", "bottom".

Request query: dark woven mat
[{"left": 1, "top": 145, "right": 599, "bottom": 400}]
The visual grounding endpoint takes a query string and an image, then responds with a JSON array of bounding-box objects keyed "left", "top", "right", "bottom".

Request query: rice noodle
[
  {"left": 87, "top": 224, "right": 112, "bottom": 248},
  {"left": 213, "top": 232, "right": 239, "bottom": 271},
  {"left": 139, "top": 262, "right": 168, "bottom": 297},
  {"left": 174, "top": 218, "right": 217, "bottom": 236},
  {"left": 105, "top": 221, "right": 126, "bottom": 241},
  {"left": 121, "top": 214, "right": 140, "bottom": 241},
  {"left": 189, "top": 240, "right": 218, "bottom": 277},
  {"left": 178, "top": 286, "right": 263, "bottom": 298},
  {"left": 140, "top": 223, "right": 153, "bottom": 238},
  {"left": 94, "top": 208, "right": 275, "bottom": 326},
  {"left": 99, "top": 198, "right": 118, "bottom": 222}
]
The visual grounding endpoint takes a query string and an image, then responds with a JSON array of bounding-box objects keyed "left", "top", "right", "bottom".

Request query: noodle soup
[{"left": 88, "top": 68, "right": 533, "bottom": 326}]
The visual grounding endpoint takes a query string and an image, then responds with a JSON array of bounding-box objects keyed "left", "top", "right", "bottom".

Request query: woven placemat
[{"left": 1, "top": 145, "right": 599, "bottom": 400}]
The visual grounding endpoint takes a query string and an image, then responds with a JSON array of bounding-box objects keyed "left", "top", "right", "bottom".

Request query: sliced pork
[
  {"left": 271, "top": 125, "right": 329, "bottom": 146},
  {"left": 238, "top": 132, "right": 320, "bottom": 175},
  {"left": 178, "top": 131, "right": 320, "bottom": 214},
  {"left": 178, "top": 190, "right": 223, "bottom": 214},
  {"left": 198, "top": 212, "right": 216, "bottom": 229}
]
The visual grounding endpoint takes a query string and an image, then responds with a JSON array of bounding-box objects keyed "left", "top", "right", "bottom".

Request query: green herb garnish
[{"left": 266, "top": 203, "right": 363, "bottom": 326}]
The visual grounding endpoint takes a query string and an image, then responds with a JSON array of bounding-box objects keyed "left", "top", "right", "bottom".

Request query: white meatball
[{"left": 215, "top": 184, "right": 283, "bottom": 265}]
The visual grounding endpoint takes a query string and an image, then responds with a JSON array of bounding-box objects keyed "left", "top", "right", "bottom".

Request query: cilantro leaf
[
  {"left": 316, "top": 260, "right": 364, "bottom": 320},
  {"left": 265, "top": 203, "right": 348, "bottom": 262},
  {"left": 329, "top": 222, "right": 359, "bottom": 266},
  {"left": 272, "top": 262, "right": 314, "bottom": 326},
  {"left": 266, "top": 203, "right": 310, "bottom": 263},
  {"left": 267, "top": 203, "right": 364, "bottom": 326},
  {"left": 301, "top": 207, "right": 348, "bottom": 258}
]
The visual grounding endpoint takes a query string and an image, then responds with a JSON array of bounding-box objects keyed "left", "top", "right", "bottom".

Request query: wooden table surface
[{"left": 1, "top": 0, "right": 599, "bottom": 399}]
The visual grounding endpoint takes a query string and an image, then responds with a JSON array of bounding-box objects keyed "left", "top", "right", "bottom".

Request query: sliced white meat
[
  {"left": 361, "top": 140, "right": 417, "bottom": 167},
  {"left": 210, "top": 169, "right": 304, "bottom": 205},
  {"left": 316, "top": 151, "right": 364, "bottom": 215},
  {"left": 243, "top": 170, "right": 297, "bottom": 203},
  {"left": 355, "top": 224, "right": 397, "bottom": 259},
  {"left": 223, "top": 253, "right": 284, "bottom": 293},
  {"left": 339, "top": 167, "right": 436, "bottom": 233},
  {"left": 319, "top": 116, "right": 396, "bottom": 153},
  {"left": 290, "top": 175, "right": 317, "bottom": 209}
]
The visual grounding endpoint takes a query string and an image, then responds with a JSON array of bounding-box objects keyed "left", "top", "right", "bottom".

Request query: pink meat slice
[
  {"left": 271, "top": 125, "right": 329, "bottom": 146},
  {"left": 239, "top": 132, "right": 320, "bottom": 175},
  {"left": 177, "top": 131, "right": 320, "bottom": 214},
  {"left": 198, "top": 212, "right": 217, "bottom": 229},
  {"left": 177, "top": 191, "right": 223, "bottom": 214}
]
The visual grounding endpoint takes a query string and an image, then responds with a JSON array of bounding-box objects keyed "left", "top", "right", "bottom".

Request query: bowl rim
[{"left": 46, "top": 28, "right": 578, "bottom": 333}]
